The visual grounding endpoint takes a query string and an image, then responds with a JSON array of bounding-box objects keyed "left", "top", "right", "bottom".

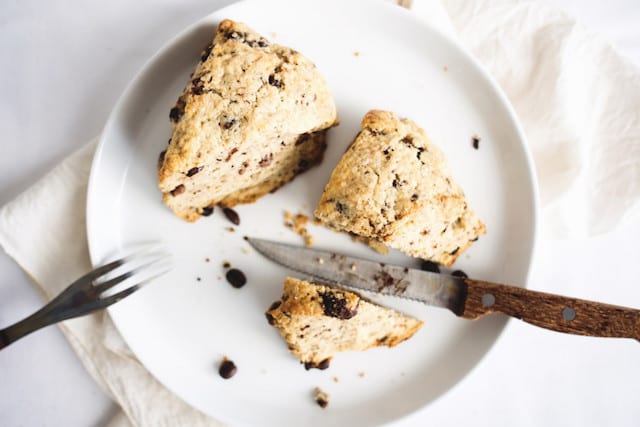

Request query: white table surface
[{"left": 1, "top": 1, "right": 639, "bottom": 426}]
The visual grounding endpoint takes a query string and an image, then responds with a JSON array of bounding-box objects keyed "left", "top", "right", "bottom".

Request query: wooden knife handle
[{"left": 461, "top": 279, "right": 640, "bottom": 341}]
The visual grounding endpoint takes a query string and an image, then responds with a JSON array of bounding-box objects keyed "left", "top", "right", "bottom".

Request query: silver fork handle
[
  {"left": 0, "top": 307, "right": 56, "bottom": 350},
  {"left": 0, "top": 284, "right": 120, "bottom": 350}
]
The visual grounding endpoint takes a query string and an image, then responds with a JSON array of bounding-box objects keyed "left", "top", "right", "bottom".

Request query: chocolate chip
[
  {"left": 201, "top": 206, "right": 214, "bottom": 216},
  {"left": 218, "top": 358, "right": 237, "bottom": 379},
  {"left": 238, "top": 161, "right": 249, "bottom": 175},
  {"left": 258, "top": 153, "right": 273, "bottom": 167},
  {"left": 223, "top": 207, "right": 240, "bottom": 225},
  {"left": 256, "top": 39, "right": 269, "bottom": 48},
  {"left": 191, "top": 77, "right": 205, "bottom": 95},
  {"left": 316, "top": 396, "right": 328, "bottom": 409},
  {"left": 186, "top": 166, "right": 202, "bottom": 177},
  {"left": 268, "top": 300, "right": 281, "bottom": 311},
  {"left": 265, "top": 312, "right": 275, "bottom": 325},
  {"left": 472, "top": 135, "right": 480, "bottom": 150},
  {"left": 169, "top": 96, "right": 186, "bottom": 122},
  {"left": 421, "top": 260, "right": 440, "bottom": 273},
  {"left": 200, "top": 43, "right": 214, "bottom": 62},
  {"left": 298, "top": 159, "right": 309, "bottom": 169},
  {"left": 410, "top": 194, "right": 419, "bottom": 201},
  {"left": 451, "top": 270, "right": 468, "bottom": 278},
  {"left": 222, "top": 261, "right": 231, "bottom": 269},
  {"left": 317, "top": 358, "right": 330, "bottom": 370},
  {"left": 335, "top": 201, "right": 347, "bottom": 214},
  {"left": 304, "top": 359, "right": 331, "bottom": 370},
  {"left": 268, "top": 74, "right": 282, "bottom": 88},
  {"left": 225, "top": 147, "right": 238, "bottom": 161},
  {"left": 319, "top": 292, "right": 357, "bottom": 319},
  {"left": 221, "top": 118, "right": 237, "bottom": 130},
  {"left": 170, "top": 184, "right": 185, "bottom": 196},
  {"left": 450, "top": 247, "right": 460, "bottom": 256},
  {"left": 226, "top": 268, "right": 246, "bottom": 288}
]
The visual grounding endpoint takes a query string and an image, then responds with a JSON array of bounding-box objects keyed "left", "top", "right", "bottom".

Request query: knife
[{"left": 247, "top": 237, "right": 640, "bottom": 341}]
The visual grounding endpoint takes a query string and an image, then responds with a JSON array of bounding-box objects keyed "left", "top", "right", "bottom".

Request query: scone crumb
[
  {"left": 226, "top": 227, "right": 236, "bottom": 232},
  {"left": 284, "top": 210, "right": 315, "bottom": 246},
  {"left": 443, "top": 66, "right": 449, "bottom": 72},
  {"left": 333, "top": 376, "right": 340, "bottom": 383},
  {"left": 314, "top": 387, "right": 329, "bottom": 409},
  {"left": 353, "top": 51, "right": 360, "bottom": 57},
  {"left": 242, "top": 247, "right": 251, "bottom": 254},
  {"left": 358, "top": 371, "right": 366, "bottom": 378}
]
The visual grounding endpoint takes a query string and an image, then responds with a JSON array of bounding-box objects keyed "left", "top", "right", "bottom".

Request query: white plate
[{"left": 87, "top": 0, "right": 538, "bottom": 425}]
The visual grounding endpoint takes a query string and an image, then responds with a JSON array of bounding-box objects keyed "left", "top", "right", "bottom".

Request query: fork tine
[
  {"left": 87, "top": 245, "right": 164, "bottom": 280},
  {"left": 93, "top": 253, "right": 170, "bottom": 294},
  {"left": 97, "top": 266, "right": 172, "bottom": 308},
  {"left": 98, "top": 284, "right": 141, "bottom": 307}
]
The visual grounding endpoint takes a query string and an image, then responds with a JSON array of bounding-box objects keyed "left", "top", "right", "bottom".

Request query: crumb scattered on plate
[
  {"left": 314, "top": 387, "right": 329, "bottom": 409},
  {"left": 242, "top": 246, "right": 251, "bottom": 254},
  {"left": 284, "top": 210, "right": 314, "bottom": 246},
  {"left": 222, "top": 260, "right": 231, "bottom": 269},
  {"left": 226, "top": 227, "right": 235, "bottom": 232},
  {"left": 333, "top": 377, "right": 339, "bottom": 383},
  {"left": 443, "top": 66, "right": 448, "bottom": 72},
  {"left": 358, "top": 371, "right": 366, "bottom": 378},
  {"left": 353, "top": 51, "right": 360, "bottom": 57}
]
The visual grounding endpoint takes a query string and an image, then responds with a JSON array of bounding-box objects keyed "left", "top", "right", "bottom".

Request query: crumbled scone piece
[
  {"left": 315, "top": 110, "right": 485, "bottom": 266},
  {"left": 284, "top": 211, "right": 314, "bottom": 246},
  {"left": 158, "top": 19, "right": 338, "bottom": 222},
  {"left": 266, "top": 277, "right": 423, "bottom": 369},
  {"left": 314, "top": 387, "right": 329, "bottom": 409}
]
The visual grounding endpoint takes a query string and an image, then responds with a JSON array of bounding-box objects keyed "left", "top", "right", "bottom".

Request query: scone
[
  {"left": 266, "top": 277, "right": 423, "bottom": 369},
  {"left": 158, "top": 19, "right": 338, "bottom": 222},
  {"left": 315, "top": 110, "right": 485, "bottom": 266}
]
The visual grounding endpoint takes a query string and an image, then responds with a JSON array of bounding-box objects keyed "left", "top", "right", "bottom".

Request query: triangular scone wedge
[
  {"left": 315, "top": 110, "right": 486, "bottom": 266},
  {"left": 266, "top": 277, "right": 423, "bottom": 369},
  {"left": 158, "top": 19, "right": 338, "bottom": 222}
]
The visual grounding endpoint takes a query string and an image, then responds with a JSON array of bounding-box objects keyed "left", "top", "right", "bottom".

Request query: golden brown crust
[
  {"left": 158, "top": 20, "right": 338, "bottom": 221},
  {"left": 315, "top": 110, "right": 486, "bottom": 266},
  {"left": 266, "top": 277, "right": 423, "bottom": 367}
]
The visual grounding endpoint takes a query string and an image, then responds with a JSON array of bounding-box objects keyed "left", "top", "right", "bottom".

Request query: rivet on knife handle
[{"left": 460, "top": 279, "right": 640, "bottom": 341}]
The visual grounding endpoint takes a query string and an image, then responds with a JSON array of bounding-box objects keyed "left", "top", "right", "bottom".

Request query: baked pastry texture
[
  {"left": 315, "top": 110, "right": 485, "bottom": 266},
  {"left": 158, "top": 19, "right": 338, "bottom": 221},
  {"left": 266, "top": 277, "right": 423, "bottom": 369}
]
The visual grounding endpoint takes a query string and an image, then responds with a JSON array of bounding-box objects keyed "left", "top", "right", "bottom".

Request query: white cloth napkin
[{"left": 1, "top": 1, "right": 639, "bottom": 426}]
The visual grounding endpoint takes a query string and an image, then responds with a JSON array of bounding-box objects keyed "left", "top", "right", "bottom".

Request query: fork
[{"left": 0, "top": 247, "right": 171, "bottom": 350}]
